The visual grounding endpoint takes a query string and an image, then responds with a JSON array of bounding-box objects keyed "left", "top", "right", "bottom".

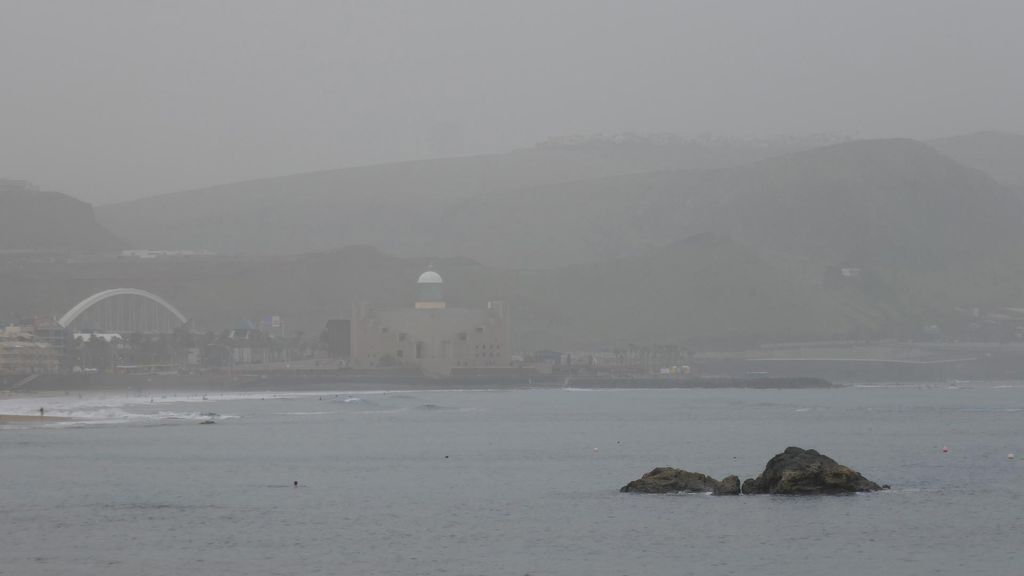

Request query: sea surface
[{"left": 2, "top": 383, "right": 1023, "bottom": 575}]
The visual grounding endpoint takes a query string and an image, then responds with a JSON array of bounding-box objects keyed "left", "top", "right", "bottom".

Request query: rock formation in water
[
  {"left": 619, "top": 467, "right": 723, "bottom": 493},
  {"left": 713, "top": 475, "right": 741, "bottom": 495},
  {"left": 740, "top": 447, "right": 886, "bottom": 495},
  {"left": 622, "top": 447, "right": 887, "bottom": 496}
]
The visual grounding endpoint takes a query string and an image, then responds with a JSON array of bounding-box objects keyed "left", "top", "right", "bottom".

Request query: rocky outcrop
[
  {"left": 620, "top": 467, "right": 722, "bottom": 493},
  {"left": 741, "top": 447, "right": 885, "bottom": 495},
  {"left": 623, "top": 447, "right": 887, "bottom": 496},
  {"left": 713, "top": 475, "right": 741, "bottom": 495}
]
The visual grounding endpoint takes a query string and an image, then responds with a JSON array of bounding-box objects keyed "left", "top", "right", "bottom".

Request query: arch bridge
[{"left": 59, "top": 289, "right": 188, "bottom": 334}]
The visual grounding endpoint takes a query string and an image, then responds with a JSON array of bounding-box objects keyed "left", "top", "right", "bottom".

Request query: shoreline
[
  {"left": 0, "top": 414, "right": 73, "bottom": 423},
  {"left": 2, "top": 373, "right": 836, "bottom": 393}
]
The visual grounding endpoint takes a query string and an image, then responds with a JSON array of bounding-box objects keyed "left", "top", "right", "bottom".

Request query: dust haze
[
  {"left": 6, "top": 4, "right": 1024, "bottom": 571},
  {"left": 2, "top": 0, "right": 1022, "bottom": 204},
  {"left": 5, "top": 0, "right": 1024, "bottom": 367}
]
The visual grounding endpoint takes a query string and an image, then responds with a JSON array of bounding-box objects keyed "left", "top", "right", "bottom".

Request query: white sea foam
[
  {"left": 0, "top": 389, "right": 432, "bottom": 427},
  {"left": 0, "top": 393, "right": 239, "bottom": 426}
]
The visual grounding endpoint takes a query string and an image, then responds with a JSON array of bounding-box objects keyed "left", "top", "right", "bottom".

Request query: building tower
[{"left": 414, "top": 269, "right": 445, "bottom": 309}]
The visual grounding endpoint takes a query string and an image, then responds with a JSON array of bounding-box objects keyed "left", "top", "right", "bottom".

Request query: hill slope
[
  {"left": 73, "top": 137, "right": 1024, "bottom": 345},
  {"left": 0, "top": 242, "right": 892, "bottom": 350},
  {"left": 96, "top": 138, "right": 1024, "bottom": 278},
  {"left": 504, "top": 235, "right": 899, "bottom": 349},
  {"left": 95, "top": 140, "right": 785, "bottom": 255},
  {"left": 423, "top": 140, "right": 1024, "bottom": 279},
  {"left": 930, "top": 131, "right": 1024, "bottom": 188},
  {"left": 0, "top": 180, "right": 125, "bottom": 252}
]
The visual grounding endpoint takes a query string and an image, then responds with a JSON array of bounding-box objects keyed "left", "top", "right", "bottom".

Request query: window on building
[
  {"left": 399, "top": 333, "right": 407, "bottom": 342},
  {"left": 458, "top": 332, "right": 467, "bottom": 341}
]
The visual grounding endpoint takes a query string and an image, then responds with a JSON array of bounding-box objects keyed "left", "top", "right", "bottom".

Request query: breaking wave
[{"left": 0, "top": 393, "right": 238, "bottom": 427}]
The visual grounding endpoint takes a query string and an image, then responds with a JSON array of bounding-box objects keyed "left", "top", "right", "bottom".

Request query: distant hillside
[
  {"left": 0, "top": 180, "right": 125, "bottom": 252},
  {"left": 95, "top": 140, "right": 786, "bottom": 255},
  {"left": 97, "top": 138, "right": 1024, "bottom": 278},
  {"left": 34, "top": 136, "right": 1024, "bottom": 346},
  {"left": 503, "top": 235, "right": 902, "bottom": 349},
  {"left": 422, "top": 139, "right": 1024, "bottom": 285},
  {"left": 0, "top": 242, "right": 897, "bottom": 350},
  {"left": 930, "top": 131, "right": 1024, "bottom": 188}
]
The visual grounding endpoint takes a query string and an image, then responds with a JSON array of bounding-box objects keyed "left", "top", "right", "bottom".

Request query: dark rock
[
  {"left": 620, "top": 467, "right": 721, "bottom": 493},
  {"left": 742, "top": 447, "right": 884, "bottom": 495},
  {"left": 713, "top": 475, "right": 741, "bottom": 495},
  {"left": 741, "top": 477, "right": 763, "bottom": 494}
]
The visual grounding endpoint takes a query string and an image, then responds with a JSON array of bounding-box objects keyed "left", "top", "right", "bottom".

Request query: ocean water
[{"left": 2, "top": 383, "right": 1023, "bottom": 575}]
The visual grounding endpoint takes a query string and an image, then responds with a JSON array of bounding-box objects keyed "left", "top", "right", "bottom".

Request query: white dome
[{"left": 417, "top": 270, "right": 443, "bottom": 284}]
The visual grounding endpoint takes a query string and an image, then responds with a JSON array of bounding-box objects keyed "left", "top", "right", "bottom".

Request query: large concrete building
[
  {"left": 351, "top": 269, "right": 510, "bottom": 376},
  {"left": 0, "top": 326, "right": 60, "bottom": 375}
]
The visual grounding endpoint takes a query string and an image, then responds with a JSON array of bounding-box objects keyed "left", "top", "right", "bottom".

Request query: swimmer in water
[
  {"left": 293, "top": 480, "right": 298, "bottom": 487},
  {"left": 39, "top": 407, "right": 44, "bottom": 417}
]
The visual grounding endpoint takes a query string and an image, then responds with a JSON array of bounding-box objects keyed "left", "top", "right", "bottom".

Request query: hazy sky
[{"left": 2, "top": 0, "right": 1022, "bottom": 204}]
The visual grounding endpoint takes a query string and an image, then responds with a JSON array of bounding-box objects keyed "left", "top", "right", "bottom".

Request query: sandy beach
[{"left": 0, "top": 414, "right": 73, "bottom": 423}]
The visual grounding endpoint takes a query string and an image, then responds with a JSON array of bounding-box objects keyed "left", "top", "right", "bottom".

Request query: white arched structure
[{"left": 59, "top": 288, "right": 188, "bottom": 331}]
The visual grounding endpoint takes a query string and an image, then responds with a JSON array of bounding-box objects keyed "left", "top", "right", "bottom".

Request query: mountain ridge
[
  {"left": 0, "top": 180, "right": 125, "bottom": 253},
  {"left": 8, "top": 134, "right": 1024, "bottom": 347},
  {"left": 93, "top": 139, "right": 793, "bottom": 255}
]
